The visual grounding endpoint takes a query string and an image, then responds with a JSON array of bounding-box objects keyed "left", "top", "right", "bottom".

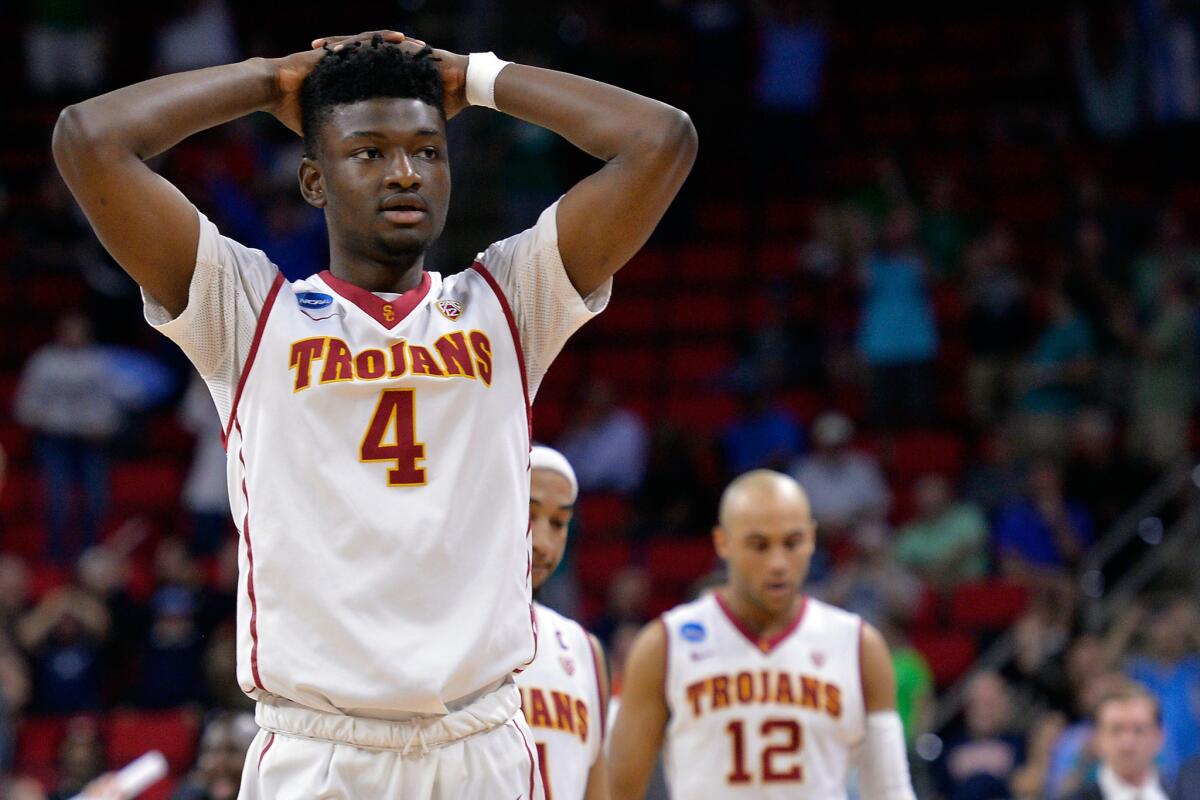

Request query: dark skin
[{"left": 52, "top": 30, "right": 697, "bottom": 315}]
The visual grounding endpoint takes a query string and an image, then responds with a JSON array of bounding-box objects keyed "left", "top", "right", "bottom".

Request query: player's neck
[
  {"left": 327, "top": 246, "right": 426, "bottom": 294},
  {"left": 717, "top": 587, "right": 803, "bottom": 641}
]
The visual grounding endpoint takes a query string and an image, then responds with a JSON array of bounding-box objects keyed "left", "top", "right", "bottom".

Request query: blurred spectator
[
  {"left": 0, "top": 556, "right": 31, "bottom": 635},
  {"left": 894, "top": 473, "right": 989, "bottom": 590},
  {"left": 497, "top": 116, "right": 564, "bottom": 234},
  {"left": 1046, "top": 666, "right": 1131, "bottom": 798},
  {"left": 1131, "top": 209, "right": 1200, "bottom": 314},
  {"left": 720, "top": 391, "right": 805, "bottom": 476},
  {"left": 963, "top": 422, "right": 1026, "bottom": 514},
  {"left": 750, "top": 0, "right": 829, "bottom": 181},
  {"left": 636, "top": 423, "right": 716, "bottom": 537},
  {"left": 23, "top": 0, "right": 106, "bottom": 94},
  {"left": 136, "top": 587, "right": 206, "bottom": 708},
  {"left": 994, "top": 460, "right": 1093, "bottom": 580},
  {"left": 731, "top": 292, "right": 824, "bottom": 390},
  {"left": 557, "top": 380, "right": 648, "bottom": 496},
  {"left": 1062, "top": 682, "right": 1169, "bottom": 800},
  {"left": 14, "top": 312, "right": 125, "bottom": 562},
  {"left": 592, "top": 566, "right": 651, "bottom": 650},
  {"left": 856, "top": 205, "right": 939, "bottom": 428},
  {"left": 3, "top": 777, "right": 47, "bottom": 800},
  {"left": 1064, "top": 409, "right": 1156, "bottom": 534},
  {"left": 1108, "top": 597, "right": 1200, "bottom": 781},
  {"left": 1124, "top": 272, "right": 1197, "bottom": 466},
  {"left": 880, "top": 616, "right": 934, "bottom": 749},
  {"left": 1017, "top": 288, "right": 1097, "bottom": 456},
  {"left": 48, "top": 717, "right": 105, "bottom": 800},
  {"left": 933, "top": 671, "right": 1027, "bottom": 800},
  {"left": 172, "top": 711, "right": 258, "bottom": 800},
  {"left": 921, "top": 170, "right": 971, "bottom": 278},
  {"left": 1176, "top": 754, "right": 1200, "bottom": 799},
  {"left": 789, "top": 411, "right": 890, "bottom": 533},
  {"left": 1003, "top": 583, "right": 1078, "bottom": 713},
  {"left": 0, "top": 632, "right": 31, "bottom": 773},
  {"left": 17, "top": 586, "right": 109, "bottom": 713},
  {"left": 1011, "top": 711, "right": 1069, "bottom": 800},
  {"left": 154, "top": 0, "right": 240, "bottom": 74},
  {"left": 180, "top": 374, "right": 232, "bottom": 554},
  {"left": 1068, "top": 6, "right": 1141, "bottom": 140},
  {"left": 817, "top": 520, "right": 920, "bottom": 628},
  {"left": 204, "top": 624, "right": 252, "bottom": 713},
  {"left": 963, "top": 226, "right": 1033, "bottom": 425},
  {"left": 1139, "top": 0, "right": 1200, "bottom": 126}
]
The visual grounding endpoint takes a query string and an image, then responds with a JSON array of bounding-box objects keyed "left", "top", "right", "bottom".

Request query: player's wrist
[{"left": 465, "top": 52, "right": 511, "bottom": 109}]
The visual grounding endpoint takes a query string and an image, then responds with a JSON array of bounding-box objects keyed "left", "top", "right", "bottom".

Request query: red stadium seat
[
  {"left": 666, "top": 344, "right": 733, "bottom": 384},
  {"left": 111, "top": 461, "right": 182, "bottom": 514},
  {"left": 617, "top": 249, "right": 672, "bottom": 292},
  {"left": 950, "top": 580, "right": 1030, "bottom": 632},
  {"left": 28, "top": 563, "right": 69, "bottom": 602},
  {"left": 668, "top": 295, "right": 737, "bottom": 336},
  {"left": 589, "top": 297, "right": 663, "bottom": 339},
  {"left": 105, "top": 709, "right": 200, "bottom": 774},
  {"left": 646, "top": 537, "right": 716, "bottom": 593},
  {"left": 590, "top": 347, "right": 662, "bottom": 389},
  {"left": 14, "top": 716, "right": 69, "bottom": 771},
  {"left": 574, "top": 541, "right": 632, "bottom": 595},
  {"left": 909, "top": 630, "right": 978, "bottom": 687},
  {"left": 574, "top": 493, "right": 631, "bottom": 540},
  {"left": 889, "top": 431, "right": 965, "bottom": 482},
  {"left": 665, "top": 392, "right": 738, "bottom": 434}
]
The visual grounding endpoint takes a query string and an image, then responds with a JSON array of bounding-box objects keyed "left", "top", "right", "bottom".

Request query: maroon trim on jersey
[
  {"left": 236, "top": 420, "right": 266, "bottom": 692},
  {"left": 257, "top": 732, "right": 275, "bottom": 770},
  {"left": 588, "top": 634, "right": 608, "bottom": 741},
  {"left": 469, "top": 261, "right": 532, "bottom": 440},
  {"left": 516, "top": 719, "right": 538, "bottom": 799},
  {"left": 658, "top": 616, "right": 670, "bottom": 709},
  {"left": 856, "top": 617, "right": 867, "bottom": 717},
  {"left": 714, "top": 590, "right": 809, "bottom": 656},
  {"left": 222, "top": 272, "right": 285, "bottom": 450},
  {"left": 318, "top": 269, "right": 432, "bottom": 330}
]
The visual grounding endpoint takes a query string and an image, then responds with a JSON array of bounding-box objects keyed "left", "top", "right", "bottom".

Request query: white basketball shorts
[{"left": 238, "top": 679, "right": 544, "bottom": 799}]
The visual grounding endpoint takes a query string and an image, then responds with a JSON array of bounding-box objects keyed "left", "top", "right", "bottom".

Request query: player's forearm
[
  {"left": 494, "top": 64, "right": 696, "bottom": 171},
  {"left": 54, "top": 58, "right": 278, "bottom": 165}
]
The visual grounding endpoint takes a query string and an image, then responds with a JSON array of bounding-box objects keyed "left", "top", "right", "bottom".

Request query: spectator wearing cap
[
  {"left": 1062, "top": 682, "right": 1170, "bottom": 800},
  {"left": 788, "top": 411, "right": 890, "bottom": 535}
]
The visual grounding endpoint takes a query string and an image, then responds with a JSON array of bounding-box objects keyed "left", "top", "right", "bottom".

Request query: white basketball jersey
[
  {"left": 144, "top": 203, "right": 609, "bottom": 718},
  {"left": 661, "top": 592, "right": 866, "bottom": 799},
  {"left": 517, "top": 603, "right": 604, "bottom": 800}
]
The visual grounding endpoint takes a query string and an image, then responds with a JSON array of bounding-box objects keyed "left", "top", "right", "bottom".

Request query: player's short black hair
[{"left": 300, "top": 35, "right": 444, "bottom": 157}]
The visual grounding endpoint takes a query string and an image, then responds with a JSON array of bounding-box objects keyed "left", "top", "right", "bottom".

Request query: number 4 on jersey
[{"left": 360, "top": 389, "right": 427, "bottom": 486}]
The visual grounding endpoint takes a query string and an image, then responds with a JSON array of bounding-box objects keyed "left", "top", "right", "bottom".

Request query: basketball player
[
  {"left": 518, "top": 446, "right": 609, "bottom": 800},
  {"left": 53, "top": 29, "right": 695, "bottom": 798},
  {"left": 608, "top": 470, "right": 916, "bottom": 799}
]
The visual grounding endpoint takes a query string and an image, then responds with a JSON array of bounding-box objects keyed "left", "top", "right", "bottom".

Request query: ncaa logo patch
[
  {"left": 437, "top": 299, "right": 464, "bottom": 321},
  {"left": 681, "top": 622, "right": 706, "bottom": 643},
  {"left": 296, "top": 292, "right": 334, "bottom": 311}
]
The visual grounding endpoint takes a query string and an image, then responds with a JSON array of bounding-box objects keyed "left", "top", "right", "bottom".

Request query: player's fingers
[{"left": 312, "top": 30, "right": 407, "bottom": 50}]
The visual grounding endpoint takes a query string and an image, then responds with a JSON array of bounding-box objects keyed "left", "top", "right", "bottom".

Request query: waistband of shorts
[{"left": 255, "top": 679, "right": 520, "bottom": 755}]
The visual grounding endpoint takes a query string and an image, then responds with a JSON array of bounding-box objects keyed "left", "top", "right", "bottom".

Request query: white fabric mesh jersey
[
  {"left": 661, "top": 592, "right": 866, "bottom": 799},
  {"left": 145, "top": 201, "right": 609, "bottom": 719},
  {"left": 516, "top": 602, "right": 605, "bottom": 800}
]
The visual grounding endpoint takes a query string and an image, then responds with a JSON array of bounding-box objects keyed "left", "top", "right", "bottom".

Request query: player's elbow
[
  {"left": 52, "top": 104, "right": 103, "bottom": 176},
  {"left": 649, "top": 108, "right": 698, "bottom": 174}
]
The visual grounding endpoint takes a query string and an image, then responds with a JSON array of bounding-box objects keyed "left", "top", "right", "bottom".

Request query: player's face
[
  {"left": 714, "top": 499, "right": 816, "bottom": 618},
  {"left": 530, "top": 469, "right": 575, "bottom": 590},
  {"left": 305, "top": 98, "right": 450, "bottom": 263}
]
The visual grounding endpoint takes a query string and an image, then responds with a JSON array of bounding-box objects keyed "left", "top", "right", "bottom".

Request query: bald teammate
[
  {"left": 608, "top": 470, "right": 915, "bottom": 799},
  {"left": 518, "top": 446, "right": 610, "bottom": 800}
]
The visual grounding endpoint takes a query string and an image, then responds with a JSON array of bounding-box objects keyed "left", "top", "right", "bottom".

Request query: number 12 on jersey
[
  {"left": 360, "top": 389, "right": 427, "bottom": 486},
  {"left": 726, "top": 718, "right": 804, "bottom": 784}
]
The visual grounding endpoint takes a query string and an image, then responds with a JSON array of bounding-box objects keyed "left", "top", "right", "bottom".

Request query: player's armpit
[
  {"left": 584, "top": 749, "right": 612, "bottom": 800},
  {"left": 607, "top": 620, "right": 669, "bottom": 800},
  {"left": 858, "top": 622, "right": 898, "bottom": 713}
]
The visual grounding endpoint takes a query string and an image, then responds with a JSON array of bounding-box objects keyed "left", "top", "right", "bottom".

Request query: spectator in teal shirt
[{"left": 1018, "top": 288, "right": 1097, "bottom": 455}]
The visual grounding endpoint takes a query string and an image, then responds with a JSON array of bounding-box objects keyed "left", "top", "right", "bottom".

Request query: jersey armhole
[
  {"left": 658, "top": 615, "right": 671, "bottom": 715},
  {"left": 470, "top": 262, "right": 532, "bottom": 441},
  {"left": 221, "top": 272, "right": 285, "bottom": 449}
]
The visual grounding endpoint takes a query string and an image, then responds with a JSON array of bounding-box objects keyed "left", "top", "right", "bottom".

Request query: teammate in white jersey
[
  {"left": 517, "top": 446, "right": 610, "bottom": 800},
  {"left": 608, "top": 470, "right": 916, "bottom": 799},
  {"left": 53, "top": 27, "right": 695, "bottom": 799}
]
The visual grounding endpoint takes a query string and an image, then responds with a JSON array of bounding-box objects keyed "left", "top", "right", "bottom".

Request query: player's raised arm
[
  {"left": 856, "top": 623, "right": 918, "bottom": 800},
  {"left": 493, "top": 60, "right": 697, "bottom": 296},
  {"left": 607, "top": 621, "right": 670, "bottom": 800},
  {"left": 52, "top": 31, "right": 407, "bottom": 316}
]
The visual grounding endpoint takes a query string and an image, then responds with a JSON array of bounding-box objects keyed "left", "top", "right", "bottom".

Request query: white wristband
[{"left": 465, "top": 52, "right": 510, "bottom": 110}]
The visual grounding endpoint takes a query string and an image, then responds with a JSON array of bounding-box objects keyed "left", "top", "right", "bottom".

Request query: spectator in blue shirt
[
  {"left": 994, "top": 460, "right": 1093, "bottom": 578},
  {"left": 721, "top": 391, "right": 806, "bottom": 475}
]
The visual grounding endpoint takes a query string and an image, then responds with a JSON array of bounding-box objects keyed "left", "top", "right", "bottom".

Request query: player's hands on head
[{"left": 308, "top": 32, "right": 471, "bottom": 119}]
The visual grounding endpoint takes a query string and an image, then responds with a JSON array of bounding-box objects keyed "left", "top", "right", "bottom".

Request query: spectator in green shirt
[{"left": 894, "top": 473, "right": 990, "bottom": 590}]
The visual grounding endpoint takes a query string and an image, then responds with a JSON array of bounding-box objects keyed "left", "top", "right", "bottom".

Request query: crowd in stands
[{"left": 1, "top": 1, "right": 1200, "bottom": 798}]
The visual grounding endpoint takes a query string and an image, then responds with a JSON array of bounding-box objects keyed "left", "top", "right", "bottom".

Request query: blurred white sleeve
[{"left": 856, "top": 711, "right": 916, "bottom": 800}]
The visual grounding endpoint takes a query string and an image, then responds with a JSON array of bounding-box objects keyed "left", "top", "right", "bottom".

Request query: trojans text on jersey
[
  {"left": 288, "top": 331, "right": 496, "bottom": 391},
  {"left": 685, "top": 670, "right": 843, "bottom": 720}
]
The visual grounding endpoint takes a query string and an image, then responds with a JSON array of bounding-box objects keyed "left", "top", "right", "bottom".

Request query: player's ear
[
  {"left": 299, "top": 157, "right": 326, "bottom": 209},
  {"left": 712, "top": 525, "right": 730, "bottom": 560}
]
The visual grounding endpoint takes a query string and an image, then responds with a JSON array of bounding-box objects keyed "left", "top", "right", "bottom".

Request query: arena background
[{"left": 0, "top": 1, "right": 1199, "bottom": 798}]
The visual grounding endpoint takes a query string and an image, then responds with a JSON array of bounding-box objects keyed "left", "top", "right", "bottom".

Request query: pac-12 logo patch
[
  {"left": 296, "top": 292, "right": 334, "bottom": 311},
  {"left": 681, "top": 622, "right": 707, "bottom": 642},
  {"left": 437, "top": 300, "right": 464, "bottom": 320}
]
